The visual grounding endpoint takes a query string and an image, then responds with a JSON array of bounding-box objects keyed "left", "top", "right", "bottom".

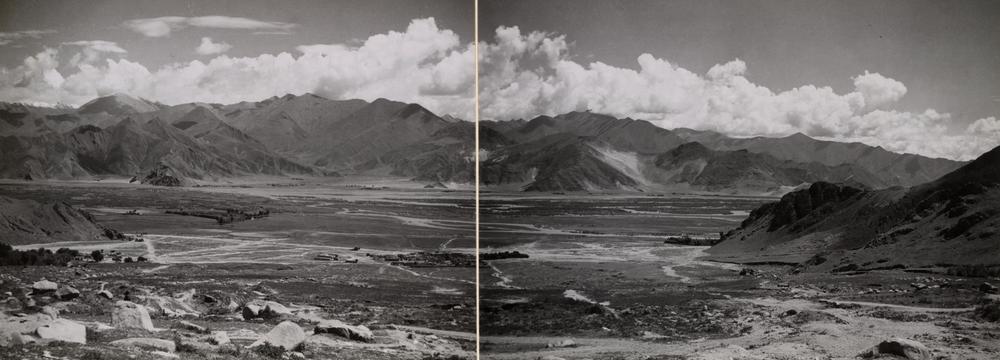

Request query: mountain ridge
[
  {"left": 482, "top": 113, "right": 968, "bottom": 193},
  {"left": 1, "top": 93, "right": 475, "bottom": 185},
  {"left": 707, "top": 145, "right": 1000, "bottom": 269}
]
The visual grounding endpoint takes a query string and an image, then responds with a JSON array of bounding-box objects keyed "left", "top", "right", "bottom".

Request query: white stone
[
  {"left": 32, "top": 280, "right": 58, "bottom": 293},
  {"left": 250, "top": 321, "right": 305, "bottom": 350},
  {"left": 112, "top": 301, "right": 154, "bottom": 331},
  {"left": 35, "top": 319, "right": 86, "bottom": 344}
]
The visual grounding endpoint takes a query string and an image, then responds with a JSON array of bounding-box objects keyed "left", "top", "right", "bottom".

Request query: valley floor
[
  {"left": 0, "top": 177, "right": 475, "bottom": 359},
  {"left": 479, "top": 192, "right": 1000, "bottom": 359}
]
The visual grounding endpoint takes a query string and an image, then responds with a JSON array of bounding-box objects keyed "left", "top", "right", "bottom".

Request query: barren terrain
[
  {"left": 0, "top": 177, "right": 475, "bottom": 359},
  {"left": 479, "top": 192, "right": 1000, "bottom": 359}
]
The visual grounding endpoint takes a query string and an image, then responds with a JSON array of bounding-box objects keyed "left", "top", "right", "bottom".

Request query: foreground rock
[
  {"left": 110, "top": 337, "right": 176, "bottom": 352},
  {"left": 97, "top": 290, "right": 114, "bottom": 299},
  {"left": 56, "top": 286, "right": 80, "bottom": 301},
  {"left": 860, "top": 338, "right": 932, "bottom": 360},
  {"left": 112, "top": 301, "right": 155, "bottom": 331},
  {"left": 31, "top": 280, "right": 58, "bottom": 294},
  {"left": 250, "top": 320, "right": 305, "bottom": 350},
  {"left": 35, "top": 319, "right": 86, "bottom": 344},
  {"left": 178, "top": 320, "right": 207, "bottom": 333},
  {"left": 242, "top": 300, "right": 293, "bottom": 320},
  {"left": 210, "top": 330, "right": 231, "bottom": 345},
  {"left": 313, "top": 319, "right": 374, "bottom": 342},
  {"left": 140, "top": 290, "right": 202, "bottom": 317}
]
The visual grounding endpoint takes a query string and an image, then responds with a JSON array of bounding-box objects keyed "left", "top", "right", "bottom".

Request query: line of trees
[
  {"left": 0, "top": 244, "right": 150, "bottom": 266},
  {"left": 0, "top": 243, "right": 80, "bottom": 266}
]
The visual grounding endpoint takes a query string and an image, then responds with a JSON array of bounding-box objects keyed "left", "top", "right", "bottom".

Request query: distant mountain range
[
  {"left": 481, "top": 111, "right": 965, "bottom": 193},
  {"left": 707, "top": 144, "right": 1000, "bottom": 268},
  {"left": 0, "top": 93, "right": 474, "bottom": 185}
]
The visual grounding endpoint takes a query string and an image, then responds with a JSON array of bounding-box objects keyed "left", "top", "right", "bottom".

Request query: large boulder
[
  {"left": 860, "top": 338, "right": 932, "bottom": 360},
  {"left": 110, "top": 337, "right": 176, "bottom": 352},
  {"left": 112, "top": 301, "right": 154, "bottom": 331},
  {"left": 242, "top": 302, "right": 264, "bottom": 320},
  {"left": 31, "top": 280, "right": 58, "bottom": 294},
  {"left": 97, "top": 290, "right": 114, "bottom": 299},
  {"left": 35, "top": 319, "right": 87, "bottom": 344},
  {"left": 141, "top": 294, "right": 200, "bottom": 317},
  {"left": 313, "top": 319, "right": 373, "bottom": 342},
  {"left": 56, "top": 286, "right": 80, "bottom": 301},
  {"left": 250, "top": 321, "right": 305, "bottom": 350},
  {"left": 242, "top": 300, "right": 293, "bottom": 320}
]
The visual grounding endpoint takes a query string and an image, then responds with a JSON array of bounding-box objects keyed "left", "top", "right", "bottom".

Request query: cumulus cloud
[
  {"left": 0, "top": 18, "right": 474, "bottom": 120},
  {"left": 0, "top": 29, "right": 56, "bottom": 46},
  {"left": 122, "top": 16, "right": 296, "bottom": 37},
  {"left": 195, "top": 37, "right": 232, "bottom": 55},
  {"left": 62, "top": 40, "right": 127, "bottom": 66},
  {"left": 853, "top": 71, "right": 907, "bottom": 109},
  {"left": 479, "top": 26, "right": 999, "bottom": 160}
]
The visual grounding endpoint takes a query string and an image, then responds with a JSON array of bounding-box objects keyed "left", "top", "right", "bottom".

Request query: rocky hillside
[
  {"left": 0, "top": 196, "right": 119, "bottom": 245},
  {"left": 358, "top": 122, "right": 476, "bottom": 183},
  {"left": 707, "top": 145, "right": 1000, "bottom": 269}
]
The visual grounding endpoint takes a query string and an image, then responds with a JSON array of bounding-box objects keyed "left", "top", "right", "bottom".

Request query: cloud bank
[
  {"left": 0, "top": 18, "right": 474, "bottom": 119},
  {"left": 0, "top": 30, "right": 57, "bottom": 46},
  {"left": 478, "top": 26, "right": 999, "bottom": 161},
  {"left": 122, "top": 16, "right": 297, "bottom": 37}
]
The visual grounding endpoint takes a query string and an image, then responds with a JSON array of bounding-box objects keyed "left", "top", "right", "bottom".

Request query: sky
[
  {"left": 479, "top": 0, "right": 1000, "bottom": 160},
  {"left": 0, "top": 0, "right": 475, "bottom": 118}
]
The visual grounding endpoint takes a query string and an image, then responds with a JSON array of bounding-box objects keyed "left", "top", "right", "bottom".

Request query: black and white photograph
[
  {"left": 0, "top": 1, "right": 476, "bottom": 359},
  {"left": 478, "top": 0, "right": 1000, "bottom": 359},
  {"left": 1, "top": 0, "right": 999, "bottom": 359}
]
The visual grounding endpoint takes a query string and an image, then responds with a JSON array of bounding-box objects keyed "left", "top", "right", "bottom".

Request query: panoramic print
[{"left": 2, "top": 0, "right": 1000, "bottom": 359}]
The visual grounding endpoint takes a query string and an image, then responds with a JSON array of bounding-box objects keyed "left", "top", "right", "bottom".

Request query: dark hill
[{"left": 708, "top": 145, "right": 1000, "bottom": 270}]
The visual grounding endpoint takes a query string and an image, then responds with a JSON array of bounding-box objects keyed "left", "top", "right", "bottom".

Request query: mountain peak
[
  {"left": 78, "top": 93, "right": 160, "bottom": 115},
  {"left": 371, "top": 97, "right": 401, "bottom": 107},
  {"left": 785, "top": 132, "right": 813, "bottom": 141}
]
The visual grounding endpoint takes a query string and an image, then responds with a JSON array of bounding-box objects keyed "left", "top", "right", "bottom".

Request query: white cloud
[
  {"left": 853, "top": 71, "right": 907, "bottom": 109},
  {"left": 62, "top": 40, "right": 127, "bottom": 55},
  {"left": 0, "top": 29, "right": 56, "bottom": 46},
  {"left": 195, "top": 37, "right": 232, "bottom": 55},
  {"left": 479, "top": 26, "right": 999, "bottom": 161},
  {"left": 62, "top": 40, "right": 127, "bottom": 66},
  {"left": 122, "top": 16, "right": 296, "bottom": 37},
  {"left": 0, "top": 18, "right": 474, "bottom": 120}
]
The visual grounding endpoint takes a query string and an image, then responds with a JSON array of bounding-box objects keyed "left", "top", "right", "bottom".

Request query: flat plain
[{"left": 0, "top": 177, "right": 476, "bottom": 359}]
